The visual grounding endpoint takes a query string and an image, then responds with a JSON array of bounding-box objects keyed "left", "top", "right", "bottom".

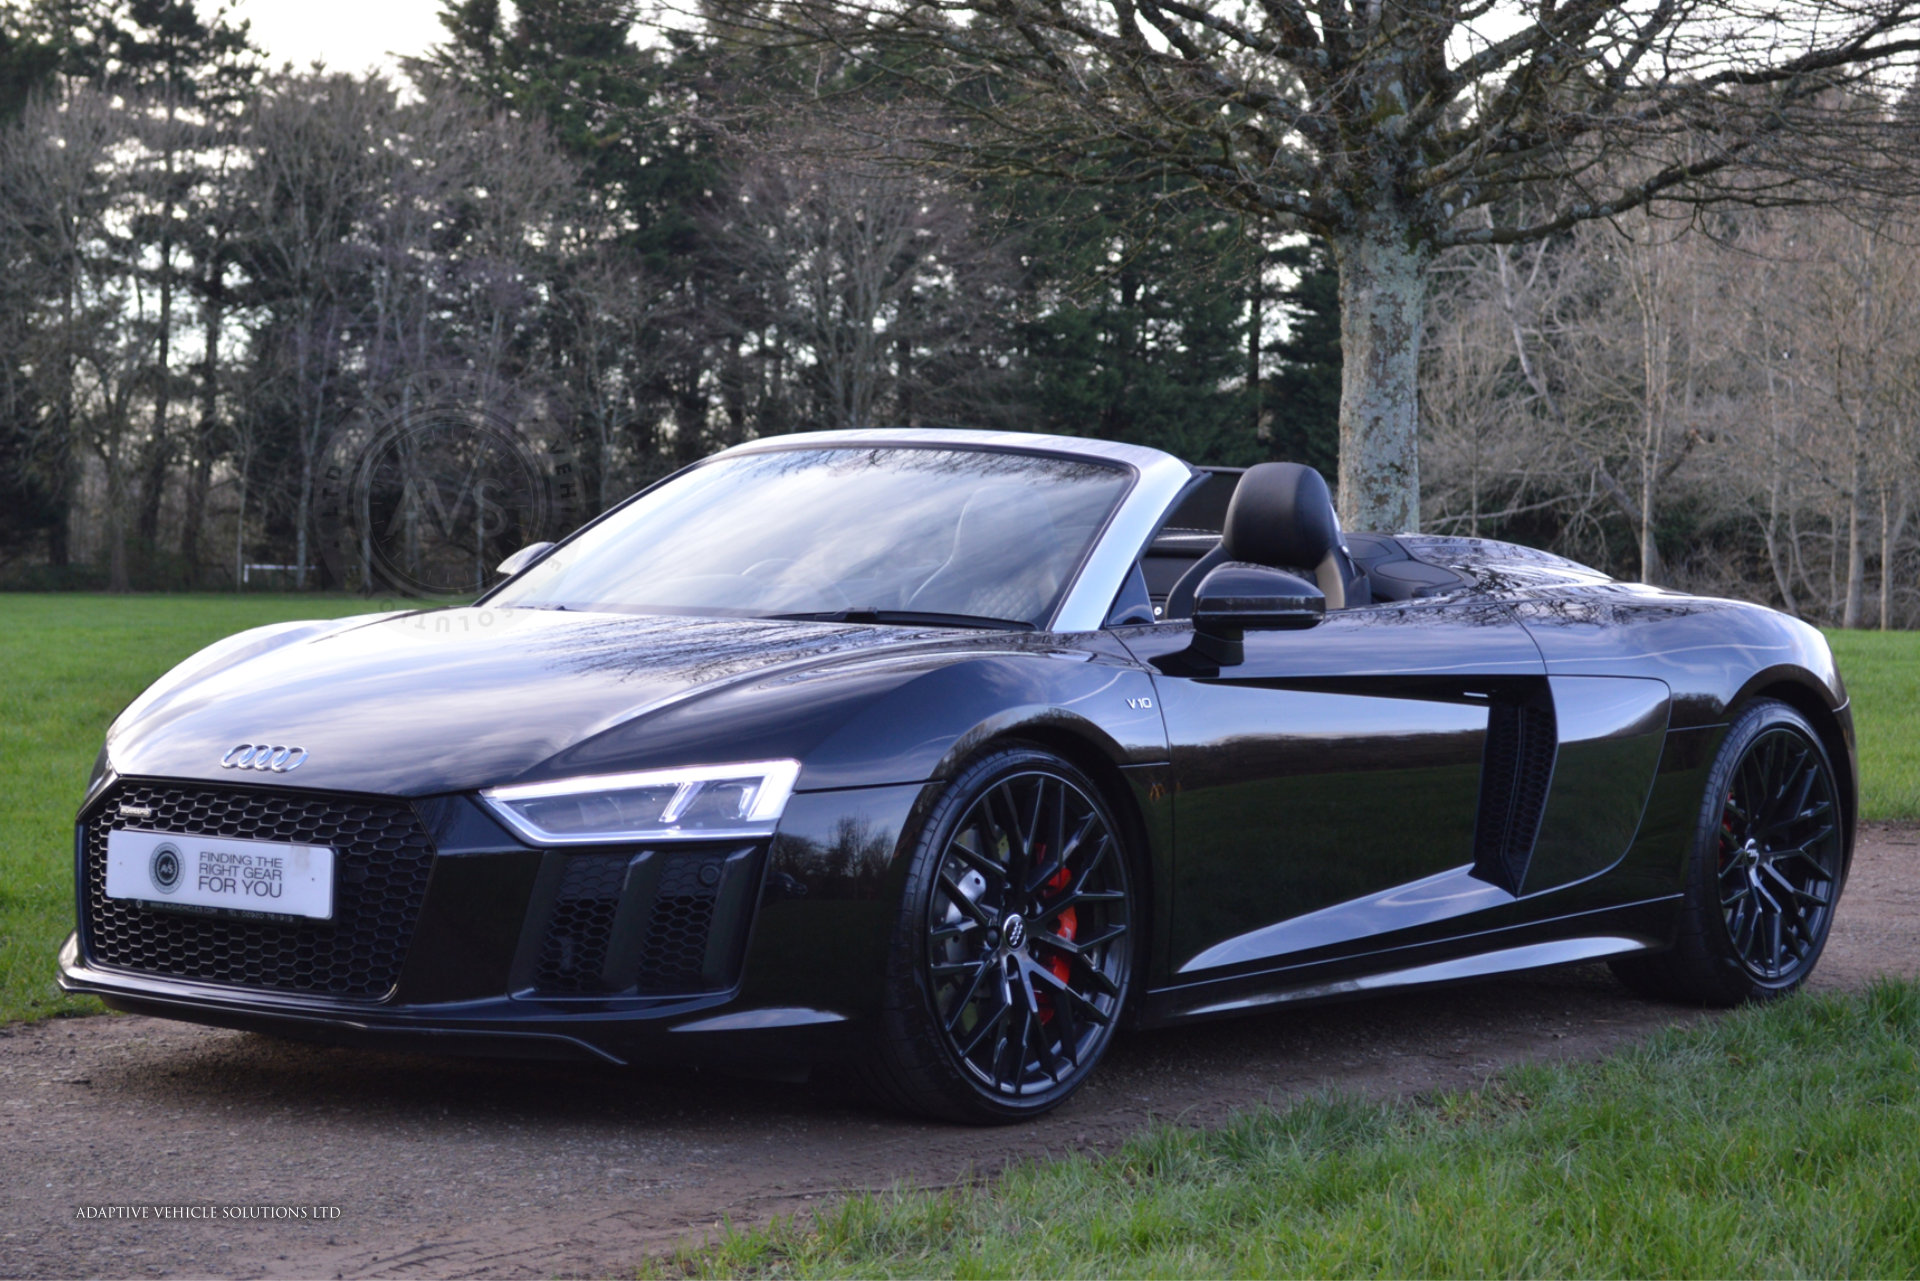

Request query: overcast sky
[{"left": 229, "top": 0, "right": 449, "bottom": 76}]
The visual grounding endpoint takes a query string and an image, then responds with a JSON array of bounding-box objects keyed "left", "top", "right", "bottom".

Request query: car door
[{"left": 1116, "top": 597, "right": 1550, "bottom": 981}]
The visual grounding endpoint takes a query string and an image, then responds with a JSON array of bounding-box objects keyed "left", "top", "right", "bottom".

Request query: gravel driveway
[{"left": 6, "top": 823, "right": 1916, "bottom": 1279}]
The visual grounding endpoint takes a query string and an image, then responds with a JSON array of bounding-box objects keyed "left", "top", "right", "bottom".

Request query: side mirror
[
  {"left": 1158, "top": 563, "right": 1324, "bottom": 673},
  {"left": 495, "top": 541, "right": 556, "bottom": 578},
  {"left": 1192, "top": 562, "right": 1326, "bottom": 634}
]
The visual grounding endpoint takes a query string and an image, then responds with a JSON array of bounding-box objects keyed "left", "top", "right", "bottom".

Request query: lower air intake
[{"left": 527, "top": 846, "right": 760, "bottom": 998}]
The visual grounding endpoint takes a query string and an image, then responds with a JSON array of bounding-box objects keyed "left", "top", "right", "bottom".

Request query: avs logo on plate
[{"left": 147, "top": 842, "right": 183, "bottom": 894}]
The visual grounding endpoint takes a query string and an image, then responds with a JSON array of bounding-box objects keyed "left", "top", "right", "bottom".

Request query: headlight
[{"left": 479, "top": 760, "right": 802, "bottom": 846}]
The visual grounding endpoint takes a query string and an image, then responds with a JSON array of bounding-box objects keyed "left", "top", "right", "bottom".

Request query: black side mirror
[
  {"left": 495, "top": 541, "right": 556, "bottom": 577},
  {"left": 1158, "top": 562, "right": 1324, "bottom": 673},
  {"left": 1192, "top": 562, "right": 1325, "bottom": 634}
]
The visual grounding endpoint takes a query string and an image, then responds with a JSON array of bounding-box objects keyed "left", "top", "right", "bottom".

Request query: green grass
[
  {"left": 661, "top": 981, "right": 1920, "bottom": 1278},
  {"left": 0, "top": 594, "right": 383, "bottom": 1023},
  {"left": 1825, "top": 629, "right": 1920, "bottom": 820}
]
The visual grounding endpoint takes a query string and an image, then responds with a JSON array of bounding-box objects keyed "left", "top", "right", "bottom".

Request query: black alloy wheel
[
  {"left": 1612, "top": 699, "right": 1847, "bottom": 1005},
  {"left": 864, "top": 746, "right": 1136, "bottom": 1122},
  {"left": 1716, "top": 724, "right": 1843, "bottom": 983}
]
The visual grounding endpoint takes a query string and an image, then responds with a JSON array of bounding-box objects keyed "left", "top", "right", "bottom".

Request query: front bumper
[
  {"left": 58, "top": 933, "right": 859, "bottom": 1065},
  {"left": 61, "top": 778, "right": 920, "bottom": 1067}
]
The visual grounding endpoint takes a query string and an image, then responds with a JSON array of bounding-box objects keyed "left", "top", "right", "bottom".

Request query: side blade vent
[{"left": 1472, "top": 699, "right": 1557, "bottom": 894}]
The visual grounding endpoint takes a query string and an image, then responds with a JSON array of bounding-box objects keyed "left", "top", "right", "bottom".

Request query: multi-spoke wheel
[
  {"left": 1611, "top": 699, "right": 1848, "bottom": 1005},
  {"left": 864, "top": 746, "right": 1136, "bottom": 1122}
]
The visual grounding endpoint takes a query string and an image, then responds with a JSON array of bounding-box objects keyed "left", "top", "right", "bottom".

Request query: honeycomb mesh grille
[
  {"left": 635, "top": 851, "right": 728, "bottom": 995},
  {"left": 533, "top": 853, "right": 628, "bottom": 994},
  {"left": 529, "top": 848, "right": 738, "bottom": 997},
  {"left": 81, "top": 780, "right": 435, "bottom": 999}
]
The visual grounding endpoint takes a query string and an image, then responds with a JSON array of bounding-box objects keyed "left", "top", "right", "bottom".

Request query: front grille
[{"left": 81, "top": 780, "right": 436, "bottom": 999}]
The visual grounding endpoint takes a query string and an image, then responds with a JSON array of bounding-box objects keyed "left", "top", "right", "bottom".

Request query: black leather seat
[{"left": 1165, "top": 463, "right": 1369, "bottom": 619}]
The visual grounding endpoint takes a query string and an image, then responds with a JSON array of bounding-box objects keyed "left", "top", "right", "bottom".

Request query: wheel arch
[{"left": 1736, "top": 672, "right": 1856, "bottom": 854}]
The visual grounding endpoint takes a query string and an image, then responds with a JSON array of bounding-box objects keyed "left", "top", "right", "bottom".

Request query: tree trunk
[
  {"left": 1637, "top": 273, "right": 1668, "bottom": 587},
  {"left": 106, "top": 433, "right": 130, "bottom": 594},
  {"left": 137, "top": 93, "right": 181, "bottom": 548},
  {"left": 136, "top": 260, "right": 174, "bottom": 547},
  {"left": 52, "top": 271, "right": 75, "bottom": 569},
  {"left": 1879, "top": 482, "right": 1907, "bottom": 631},
  {"left": 1761, "top": 361, "right": 1800, "bottom": 616},
  {"left": 1330, "top": 218, "right": 1427, "bottom": 533},
  {"left": 1247, "top": 261, "right": 1263, "bottom": 443},
  {"left": 1843, "top": 421, "right": 1867, "bottom": 628},
  {"left": 295, "top": 439, "right": 314, "bottom": 592},
  {"left": 179, "top": 290, "right": 222, "bottom": 574}
]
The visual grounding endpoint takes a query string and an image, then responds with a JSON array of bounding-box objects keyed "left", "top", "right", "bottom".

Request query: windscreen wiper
[{"left": 770, "top": 608, "right": 1034, "bottom": 631}]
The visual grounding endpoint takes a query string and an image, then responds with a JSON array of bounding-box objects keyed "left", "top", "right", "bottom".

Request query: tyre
[
  {"left": 862, "top": 745, "right": 1137, "bottom": 1123},
  {"left": 1611, "top": 698, "right": 1847, "bottom": 1005}
]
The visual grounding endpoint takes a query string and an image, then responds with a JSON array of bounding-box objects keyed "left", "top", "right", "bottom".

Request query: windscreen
[{"left": 491, "top": 446, "right": 1134, "bottom": 627}]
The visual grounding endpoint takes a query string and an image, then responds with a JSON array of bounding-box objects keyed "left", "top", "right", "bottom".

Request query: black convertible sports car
[{"left": 61, "top": 429, "right": 1854, "bottom": 1122}]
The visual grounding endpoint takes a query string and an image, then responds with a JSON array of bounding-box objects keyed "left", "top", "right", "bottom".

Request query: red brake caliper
[{"left": 1037, "top": 865, "right": 1077, "bottom": 1025}]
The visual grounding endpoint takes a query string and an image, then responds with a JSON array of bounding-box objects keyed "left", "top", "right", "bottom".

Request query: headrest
[{"left": 1222, "top": 463, "right": 1341, "bottom": 570}]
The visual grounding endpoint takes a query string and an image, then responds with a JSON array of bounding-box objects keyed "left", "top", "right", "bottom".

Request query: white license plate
[{"left": 105, "top": 829, "right": 335, "bottom": 921}]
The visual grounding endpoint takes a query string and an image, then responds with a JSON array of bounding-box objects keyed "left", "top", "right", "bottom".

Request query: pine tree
[
  {"left": 1005, "top": 174, "right": 1267, "bottom": 467},
  {"left": 1264, "top": 239, "right": 1342, "bottom": 479}
]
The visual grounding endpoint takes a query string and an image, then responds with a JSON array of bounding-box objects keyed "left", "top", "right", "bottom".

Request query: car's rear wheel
[
  {"left": 1611, "top": 699, "right": 1846, "bottom": 1005},
  {"left": 863, "top": 746, "right": 1135, "bottom": 1123}
]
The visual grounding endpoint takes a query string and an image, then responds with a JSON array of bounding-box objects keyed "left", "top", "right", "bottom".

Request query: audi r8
[{"left": 59, "top": 429, "right": 1855, "bottom": 1122}]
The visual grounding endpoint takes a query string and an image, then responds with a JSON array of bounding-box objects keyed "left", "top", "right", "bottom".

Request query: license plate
[{"left": 105, "top": 829, "right": 335, "bottom": 921}]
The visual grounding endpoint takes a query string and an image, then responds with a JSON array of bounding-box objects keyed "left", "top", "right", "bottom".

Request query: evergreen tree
[
  {"left": 418, "top": 0, "right": 721, "bottom": 481},
  {"left": 0, "top": 5, "right": 62, "bottom": 562},
  {"left": 418, "top": 0, "right": 706, "bottom": 267},
  {"left": 1004, "top": 174, "right": 1267, "bottom": 467},
  {"left": 0, "top": 5, "right": 56, "bottom": 123},
  {"left": 1264, "top": 238, "right": 1342, "bottom": 479}
]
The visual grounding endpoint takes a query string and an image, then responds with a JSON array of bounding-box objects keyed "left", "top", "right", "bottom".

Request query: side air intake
[{"left": 1472, "top": 699, "right": 1557, "bottom": 894}]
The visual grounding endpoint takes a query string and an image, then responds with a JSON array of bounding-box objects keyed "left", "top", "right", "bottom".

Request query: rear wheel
[
  {"left": 863, "top": 746, "right": 1135, "bottom": 1123},
  {"left": 1611, "top": 699, "right": 1846, "bottom": 1004}
]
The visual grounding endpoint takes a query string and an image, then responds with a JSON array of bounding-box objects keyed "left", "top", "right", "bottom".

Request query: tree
[
  {"left": 1264, "top": 238, "right": 1341, "bottom": 477},
  {"left": 712, "top": 123, "right": 1020, "bottom": 433},
  {"left": 416, "top": 0, "right": 721, "bottom": 480},
  {"left": 0, "top": 5, "right": 56, "bottom": 125},
  {"left": 717, "top": 0, "right": 1920, "bottom": 531},
  {"left": 232, "top": 71, "right": 389, "bottom": 588},
  {"left": 1006, "top": 180, "right": 1265, "bottom": 464},
  {"left": 93, "top": 1, "right": 260, "bottom": 556}
]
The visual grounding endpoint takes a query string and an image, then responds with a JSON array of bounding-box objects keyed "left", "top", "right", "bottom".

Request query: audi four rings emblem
[{"left": 220, "top": 743, "right": 308, "bottom": 773}]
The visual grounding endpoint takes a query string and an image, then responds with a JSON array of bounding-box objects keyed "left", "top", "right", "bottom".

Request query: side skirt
[{"left": 1139, "top": 896, "right": 1678, "bottom": 1026}]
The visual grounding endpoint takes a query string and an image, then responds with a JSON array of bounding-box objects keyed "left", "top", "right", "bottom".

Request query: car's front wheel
[
  {"left": 1612, "top": 698, "right": 1847, "bottom": 1004},
  {"left": 863, "top": 746, "right": 1136, "bottom": 1123}
]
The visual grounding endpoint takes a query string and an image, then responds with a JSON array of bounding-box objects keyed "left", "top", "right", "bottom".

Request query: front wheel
[
  {"left": 862, "top": 746, "right": 1136, "bottom": 1123},
  {"left": 1611, "top": 699, "right": 1847, "bottom": 1005}
]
